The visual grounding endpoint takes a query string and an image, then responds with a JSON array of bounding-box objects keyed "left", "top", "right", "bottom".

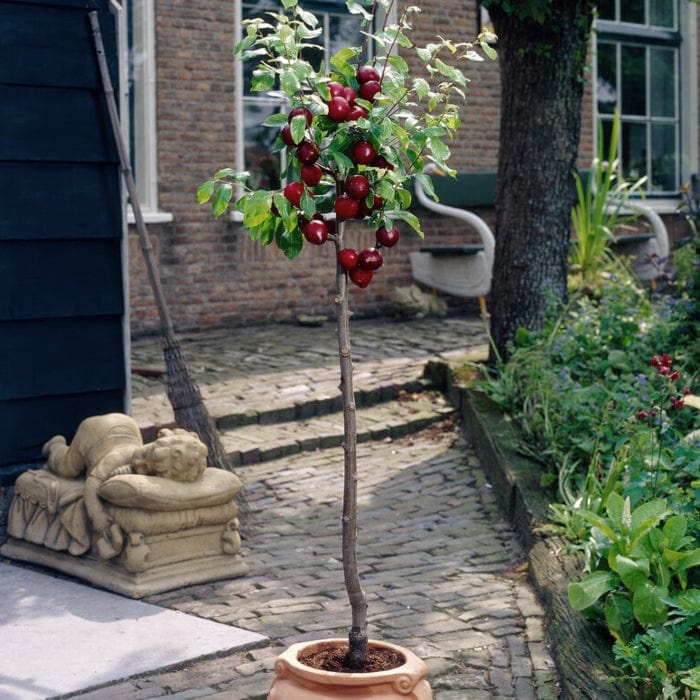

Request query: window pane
[
  {"left": 650, "top": 48, "right": 675, "bottom": 117},
  {"left": 244, "top": 103, "right": 283, "bottom": 190},
  {"left": 597, "top": 42, "right": 617, "bottom": 114},
  {"left": 622, "top": 121, "right": 647, "bottom": 181},
  {"left": 328, "top": 13, "right": 363, "bottom": 60},
  {"left": 620, "top": 45, "right": 646, "bottom": 115},
  {"left": 651, "top": 123, "right": 676, "bottom": 191},
  {"left": 620, "top": 0, "right": 644, "bottom": 24},
  {"left": 597, "top": 0, "right": 615, "bottom": 21},
  {"left": 649, "top": 0, "right": 675, "bottom": 28}
]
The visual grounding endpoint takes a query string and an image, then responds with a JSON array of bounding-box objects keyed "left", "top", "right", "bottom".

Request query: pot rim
[{"left": 276, "top": 637, "right": 427, "bottom": 683}]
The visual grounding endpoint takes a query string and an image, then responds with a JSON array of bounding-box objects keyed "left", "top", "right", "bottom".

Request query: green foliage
[
  {"left": 477, "top": 269, "right": 700, "bottom": 697},
  {"left": 568, "top": 493, "right": 700, "bottom": 639},
  {"left": 197, "top": 0, "right": 493, "bottom": 259},
  {"left": 569, "top": 111, "right": 646, "bottom": 293},
  {"left": 613, "top": 591, "right": 700, "bottom": 699}
]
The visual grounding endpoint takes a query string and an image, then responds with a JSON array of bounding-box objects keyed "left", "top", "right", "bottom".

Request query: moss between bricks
[{"left": 426, "top": 359, "right": 628, "bottom": 700}]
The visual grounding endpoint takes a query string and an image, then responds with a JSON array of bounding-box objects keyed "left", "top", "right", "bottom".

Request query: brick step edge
[
  {"left": 222, "top": 391, "right": 456, "bottom": 467},
  {"left": 139, "top": 376, "right": 434, "bottom": 442}
]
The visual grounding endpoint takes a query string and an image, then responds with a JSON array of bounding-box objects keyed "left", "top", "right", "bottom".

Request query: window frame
[
  {"left": 592, "top": 0, "right": 698, "bottom": 211},
  {"left": 118, "top": 1, "right": 172, "bottom": 224}
]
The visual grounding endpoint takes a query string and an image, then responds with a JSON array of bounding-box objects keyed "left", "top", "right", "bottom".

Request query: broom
[{"left": 88, "top": 10, "right": 252, "bottom": 529}]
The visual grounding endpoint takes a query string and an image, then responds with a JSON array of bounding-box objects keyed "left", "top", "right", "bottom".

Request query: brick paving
[{"left": 64, "top": 314, "right": 560, "bottom": 699}]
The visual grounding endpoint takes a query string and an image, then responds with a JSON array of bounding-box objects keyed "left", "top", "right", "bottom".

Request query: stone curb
[{"left": 427, "top": 361, "right": 627, "bottom": 700}]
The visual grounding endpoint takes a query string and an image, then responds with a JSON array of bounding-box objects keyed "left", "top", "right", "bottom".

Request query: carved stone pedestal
[{"left": 1, "top": 467, "right": 248, "bottom": 598}]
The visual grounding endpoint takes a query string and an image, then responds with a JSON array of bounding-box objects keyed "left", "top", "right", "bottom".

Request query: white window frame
[
  {"left": 592, "top": 1, "right": 698, "bottom": 213},
  {"left": 118, "top": 0, "right": 172, "bottom": 224}
]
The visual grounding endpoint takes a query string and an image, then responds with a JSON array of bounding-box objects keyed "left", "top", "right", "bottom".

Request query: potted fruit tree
[{"left": 198, "top": 0, "right": 492, "bottom": 695}]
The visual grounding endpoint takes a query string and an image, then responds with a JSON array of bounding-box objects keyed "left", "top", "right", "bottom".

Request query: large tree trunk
[{"left": 487, "top": 2, "right": 595, "bottom": 363}]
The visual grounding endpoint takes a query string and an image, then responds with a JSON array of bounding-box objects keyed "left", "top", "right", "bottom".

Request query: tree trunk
[
  {"left": 334, "top": 220, "right": 368, "bottom": 669},
  {"left": 487, "top": 2, "right": 595, "bottom": 363}
]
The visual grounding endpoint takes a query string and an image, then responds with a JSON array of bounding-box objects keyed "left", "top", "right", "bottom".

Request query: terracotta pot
[{"left": 268, "top": 638, "right": 432, "bottom": 699}]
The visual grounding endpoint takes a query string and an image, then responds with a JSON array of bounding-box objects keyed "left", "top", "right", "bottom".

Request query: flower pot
[{"left": 268, "top": 638, "right": 432, "bottom": 699}]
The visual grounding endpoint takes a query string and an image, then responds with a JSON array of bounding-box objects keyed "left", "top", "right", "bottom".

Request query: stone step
[
  {"left": 133, "top": 357, "right": 438, "bottom": 439},
  {"left": 221, "top": 390, "right": 456, "bottom": 466}
]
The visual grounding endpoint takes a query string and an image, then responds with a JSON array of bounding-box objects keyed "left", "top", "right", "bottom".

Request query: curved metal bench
[{"left": 410, "top": 166, "right": 495, "bottom": 315}]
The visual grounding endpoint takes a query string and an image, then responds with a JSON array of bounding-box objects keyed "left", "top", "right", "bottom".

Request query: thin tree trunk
[
  {"left": 487, "top": 2, "right": 595, "bottom": 363},
  {"left": 334, "top": 220, "right": 368, "bottom": 669}
]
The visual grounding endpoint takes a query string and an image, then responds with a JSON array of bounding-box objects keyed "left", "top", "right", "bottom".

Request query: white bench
[{"left": 410, "top": 167, "right": 496, "bottom": 315}]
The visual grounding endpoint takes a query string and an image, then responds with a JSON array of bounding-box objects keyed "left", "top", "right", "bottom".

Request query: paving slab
[{"left": 0, "top": 563, "right": 266, "bottom": 700}]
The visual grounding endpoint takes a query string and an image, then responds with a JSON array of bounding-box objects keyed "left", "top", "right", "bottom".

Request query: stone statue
[
  {"left": 42, "top": 414, "right": 207, "bottom": 559},
  {"left": 2, "top": 413, "right": 248, "bottom": 597}
]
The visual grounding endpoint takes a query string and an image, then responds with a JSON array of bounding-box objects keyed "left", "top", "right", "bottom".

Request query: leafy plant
[
  {"left": 568, "top": 492, "right": 700, "bottom": 641},
  {"left": 198, "top": 0, "right": 492, "bottom": 670},
  {"left": 613, "top": 590, "right": 700, "bottom": 699},
  {"left": 569, "top": 110, "right": 645, "bottom": 293}
]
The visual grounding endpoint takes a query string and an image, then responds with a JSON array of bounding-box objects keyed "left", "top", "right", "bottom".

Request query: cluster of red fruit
[{"left": 277, "top": 64, "right": 400, "bottom": 289}]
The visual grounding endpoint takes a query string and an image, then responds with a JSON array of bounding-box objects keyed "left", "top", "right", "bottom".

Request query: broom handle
[{"left": 89, "top": 11, "right": 177, "bottom": 346}]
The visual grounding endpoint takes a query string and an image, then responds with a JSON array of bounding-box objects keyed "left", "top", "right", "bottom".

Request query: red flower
[
  {"left": 670, "top": 396, "right": 685, "bottom": 410},
  {"left": 669, "top": 370, "right": 680, "bottom": 381}
]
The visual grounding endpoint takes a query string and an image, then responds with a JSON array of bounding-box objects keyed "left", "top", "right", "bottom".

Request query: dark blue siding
[{"left": 0, "top": 0, "right": 126, "bottom": 479}]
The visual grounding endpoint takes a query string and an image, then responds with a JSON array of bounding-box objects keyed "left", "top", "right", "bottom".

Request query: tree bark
[
  {"left": 487, "top": 2, "right": 595, "bottom": 363},
  {"left": 334, "top": 220, "right": 368, "bottom": 669}
]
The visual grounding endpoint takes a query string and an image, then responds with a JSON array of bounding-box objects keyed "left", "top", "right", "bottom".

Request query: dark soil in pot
[{"left": 299, "top": 643, "right": 404, "bottom": 673}]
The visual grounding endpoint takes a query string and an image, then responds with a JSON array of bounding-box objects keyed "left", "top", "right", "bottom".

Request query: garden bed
[{"left": 426, "top": 360, "right": 628, "bottom": 699}]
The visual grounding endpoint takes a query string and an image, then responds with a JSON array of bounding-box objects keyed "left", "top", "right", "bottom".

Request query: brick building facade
[{"left": 126, "top": 1, "right": 699, "bottom": 335}]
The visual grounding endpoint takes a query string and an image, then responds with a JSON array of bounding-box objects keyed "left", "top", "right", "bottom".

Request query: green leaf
[
  {"left": 251, "top": 70, "right": 275, "bottom": 92},
  {"left": 280, "top": 68, "right": 301, "bottom": 95},
  {"left": 412, "top": 77, "right": 430, "bottom": 100},
  {"left": 662, "top": 515, "right": 688, "bottom": 548},
  {"left": 196, "top": 180, "right": 215, "bottom": 204},
  {"left": 290, "top": 114, "right": 308, "bottom": 144},
  {"left": 568, "top": 571, "right": 619, "bottom": 610},
  {"left": 394, "top": 209, "right": 423, "bottom": 237},
  {"left": 276, "top": 226, "right": 304, "bottom": 259},
  {"left": 243, "top": 190, "right": 273, "bottom": 228},
  {"left": 667, "top": 548, "right": 700, "bottom": 573},
  {"left": 330, "top": 46, "right": 358, "bottom": 73},
  {"left": 295, "top": 6, "right": 318, "bottom": 27},
  {"left": 605, "top": 492, "right": 626, "bottom": 531},
  {"left": 604, "top": 592, "right": 634, "bottom": 641},
  {"left": 262, "top": 113, "right": 289, "bottom": 127},
  {"left": 630, "top": 500, "right": 670, "bottom": 539},
  {"left": 632, "top": 581, "right": 668, "bottom": 626},
  {"left": 212, "top": 183, "right": 233, "bottom": 217},
  {"left": 415, "top": 173, "right": 437, "bottom": 200},
  {"left": 615, "top": 554, "right": 649, "bottom": 592}
]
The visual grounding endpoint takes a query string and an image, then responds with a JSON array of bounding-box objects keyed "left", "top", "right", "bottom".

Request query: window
[
  {"left": 235, "top": 0, "right": 372, "bottom": 191},
  {"left": 118, "top": 1, "right": 171, "bottom": 222},
  {"left": 594, "top": 0, "right": 697, "bottom": 199}
]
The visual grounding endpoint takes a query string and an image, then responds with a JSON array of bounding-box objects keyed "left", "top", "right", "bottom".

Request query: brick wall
[{"left": 128, "top": 2, "right": 697, "bottom": 335}]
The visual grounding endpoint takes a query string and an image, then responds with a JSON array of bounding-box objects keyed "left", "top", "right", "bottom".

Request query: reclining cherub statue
[{"left": 42, "top": 413, "right": 208, "bottom": 559}]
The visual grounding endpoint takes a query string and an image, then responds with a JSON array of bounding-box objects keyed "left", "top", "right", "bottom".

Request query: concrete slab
[{"left": 0, "top": 563, "right": 267, "bottom": 700}]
